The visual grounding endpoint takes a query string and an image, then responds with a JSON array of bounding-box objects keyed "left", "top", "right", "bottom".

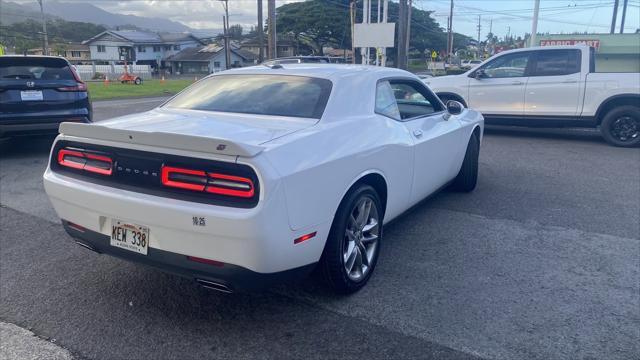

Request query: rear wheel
[
  {"left": 600, "top": 106, "right": 640, "bottom": 147},
  {"left": 134, "top": 77, "right": 142, "bottom": 85},
  {"left": 451, "top": 132, "right": 479, "bottom": 192},
  {"left": 319, "top": 184, "right": 382, "bottom": 294}
]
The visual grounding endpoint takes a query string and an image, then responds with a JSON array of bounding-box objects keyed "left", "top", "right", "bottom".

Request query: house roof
[
  {"left": 167, "top": 44, "right": 257, "bottom": 62},
  {"left": 84, "top": 30, "right": 203, "bottom": 45}
]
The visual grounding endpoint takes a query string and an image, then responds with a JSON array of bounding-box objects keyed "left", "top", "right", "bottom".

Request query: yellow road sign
[{"left": 431, "top": 50, "right": 437, "bottom": 59}]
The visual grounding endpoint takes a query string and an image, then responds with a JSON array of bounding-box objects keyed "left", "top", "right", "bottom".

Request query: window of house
[
  {"left": 165, "top": 45, "right": 171, "bottom": 51},
  {"left": 138, "top": 46, "right": 146, "bottom": 52},
  {"left": 214, "top": 61, "right": 221, "bottom": 68},
  {"left": 173, "top": 45, "right": 181, "bottom": 50},
  {"left": 281, "top": 46, "right": 289, "bottom": 52},
  {"left": 153, "top": 46, "right": 162, "bottom": 52},
  {"left": 71, "top": 51, "right": 81, "bottom": 58},
  {"left": 97, "top": 45, "right": 106, "bottom": 53}
]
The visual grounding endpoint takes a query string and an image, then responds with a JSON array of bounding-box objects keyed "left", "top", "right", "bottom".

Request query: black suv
[{"left": 0, "top": 56, "right": 92, "bottom": 138}]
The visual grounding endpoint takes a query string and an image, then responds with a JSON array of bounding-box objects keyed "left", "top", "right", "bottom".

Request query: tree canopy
[{"left": 274, "top": 0, "right": 471, "bottom": 58}]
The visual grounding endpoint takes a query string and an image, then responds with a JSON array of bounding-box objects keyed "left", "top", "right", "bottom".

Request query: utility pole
[
  {"left": 382, "top": 0, "right": 388, "bottom": 66},
  {"left": 476, "top": 15, "right": 481, "bottom": 58},
  {"left": 397, "top": 0, "right": 408, "bottom": 69},
  {"left": 267, "top": 0, "right": 276, "bottom": 59},
  {"left": 219, "top": 0, "right": 231, "bottom": 69},
  {"left": 530, "top": 0, "right": 540, "bottom": 47},
  {"left": 350, "top": 0, "right": 356, "bottom": 64},
  {"left": 37, "top": 0, "right": 49, "bottom": 55},
  {"left": 405, "top": 0, "right": 412, "bottom": 66},
  {"left": 610, "top": 0, "right": 619, "bottom": 34},
  {"left": 257, "top": 0, "right": 264, "bottom": 63},
  {"left": 447, "top": 0, "right": 453, "bottom": 62},
  {"left": 619, "top": 0, "right": 628, "bottom": 33}
]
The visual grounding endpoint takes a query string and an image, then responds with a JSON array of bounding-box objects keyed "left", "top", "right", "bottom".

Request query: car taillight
[
  {"left": 58, "top": 66, "right": 87, "bottom": 92},
  {"left": 161, "top": 165, "right": 255, "bottom": 198},
  {"left": 57, "top": 148, "right": 113, "bottom": 175},
  {"left": 57, "top": 83, "right": 87, "bottom": 92}
]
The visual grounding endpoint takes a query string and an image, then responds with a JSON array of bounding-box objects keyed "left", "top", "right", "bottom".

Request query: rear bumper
[
  {"left": 62, "top": 220, "right": 316, "bottom": 292},
  {"left": 43, "top": 167, "right": 330, "bottom": 275},
  {"left": 0, "top": 115, "right": 90, "bottom": 136}
]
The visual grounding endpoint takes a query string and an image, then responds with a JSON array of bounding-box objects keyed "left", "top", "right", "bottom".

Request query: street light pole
[
  {"left": 220, "top": 0, "right": 231, "bottom": 70},
  {"left": 610, "top": 0, "right": 619, "bottom": 34},
  {"left": 37, "top": 0, "right": 49, "bottom": 55},
  {"left": 619, "top": 0, "right": 628, "bottom": 33},
  {"left": 267, "top": 0, "right": 276, "bottom": 59}
]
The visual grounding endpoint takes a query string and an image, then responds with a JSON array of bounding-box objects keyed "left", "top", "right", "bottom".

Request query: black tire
[
  {"left": 318, "top": 184, "right": 383, "bottom": 294},
  {"left": 451, "top": 132, "right": 479, "bottom": 192},
  {"left": 600, "top": 106, "right": 640, "bottom": 147},
  {"left": 134, "top": 78, "right": 142, "bottom": 85}
]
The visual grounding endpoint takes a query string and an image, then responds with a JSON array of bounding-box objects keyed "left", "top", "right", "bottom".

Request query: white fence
[{"left": 74, "top": 64, "right": 152, "bottom": 81}]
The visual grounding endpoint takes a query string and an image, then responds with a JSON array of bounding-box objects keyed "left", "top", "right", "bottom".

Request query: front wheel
[
  {"left": 134, "top": 77, "right": 142, "bottom": 85},
  {"left": 600, "top": 106, "right": 640, "bottom": 147},
  {"left": 318, "top": 185, "right": 382, "bottom": 294}
]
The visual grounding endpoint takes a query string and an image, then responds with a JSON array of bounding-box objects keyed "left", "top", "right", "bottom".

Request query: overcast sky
[{"left": 26, "top": 0, "right": 640, "bottom": 38}]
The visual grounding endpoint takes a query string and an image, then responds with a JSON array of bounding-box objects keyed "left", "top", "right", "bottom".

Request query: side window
[
  {"left": 481, "top": 52, "right": 531, "bottom": 78},
  {"left": 375, "top": 81, "right": 401, "bottom": 120},
  {"left": 532, "top": 50, "right": 580, "bottom": 76},
  {"left": 389, "top": 80, "right": 443, "bottom": 120}
]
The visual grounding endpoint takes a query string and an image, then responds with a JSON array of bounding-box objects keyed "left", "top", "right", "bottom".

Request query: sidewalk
[{"left": 0, "top": 322, "right": 73, "bottom": 360}]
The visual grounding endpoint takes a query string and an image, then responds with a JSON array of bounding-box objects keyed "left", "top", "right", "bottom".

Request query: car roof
[
  {"left": 213, "top": 64, "right": 413, "bottom": 82},
  {"left": 498, "top": 44, "right": 590, "bottom": 56}
]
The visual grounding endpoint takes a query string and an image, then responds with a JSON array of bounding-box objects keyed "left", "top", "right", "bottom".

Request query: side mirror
[
  {"left": 473, "top": 69, "right": 486, "bottom": 79},
  {"left": 444, "top": 100, "right": 464, "bottom": 120}
]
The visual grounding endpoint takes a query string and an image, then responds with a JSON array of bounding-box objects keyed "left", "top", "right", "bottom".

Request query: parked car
[
  {"left": 425, "top": 45, "right": 640, "bottom": 147},
  {"left": 43, "top": 65, "right": 483, "bottom": 294},
  {"left": 0, "top": 56, "right": 92, "bottom": 138},
  {"left": 262, "top": 56, "right": 331, "bottom": 66}
]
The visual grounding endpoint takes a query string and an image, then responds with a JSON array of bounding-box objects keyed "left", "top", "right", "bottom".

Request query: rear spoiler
[{"left": 58, "top": 122, "right": 265, "bottom": 158}]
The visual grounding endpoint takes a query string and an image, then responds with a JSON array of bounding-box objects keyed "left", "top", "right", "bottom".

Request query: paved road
[{"left": 1, "top": 99, "right": 638, "bottom": 360}]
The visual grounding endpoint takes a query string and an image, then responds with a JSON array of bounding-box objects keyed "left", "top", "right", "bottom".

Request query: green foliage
[
  {"left": 274, "top": 0, "right": 471, "bottom": 58},
  {"left": 0, "top": 19, "right": 106, "bottom": 53},
  {"left": 276, "top": 0, "right": 351, "bottom": 55}
]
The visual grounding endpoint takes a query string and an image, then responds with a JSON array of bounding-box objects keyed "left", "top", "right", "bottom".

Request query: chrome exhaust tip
[
  {"left": 74, "top": 241, "right": 99, "bottom": 253},
  {"left": 195, "top": 279, "right": 233, "bottom": 293}
]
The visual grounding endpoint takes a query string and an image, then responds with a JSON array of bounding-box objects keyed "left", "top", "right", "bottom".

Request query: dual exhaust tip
[
  {"left": 72, "top": 241, "right": 233, "bottom": 294},
  {"left": 195, "top": 279, "right": 233, "bottom": 294}
]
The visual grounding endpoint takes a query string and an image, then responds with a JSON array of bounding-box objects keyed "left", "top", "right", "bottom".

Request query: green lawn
[{"left": 87, "top": 79, "right": 194, "bottom": 101}]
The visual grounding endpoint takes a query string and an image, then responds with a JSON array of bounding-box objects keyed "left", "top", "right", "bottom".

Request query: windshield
[
  {"left": 164, "top": 74, "right": 333, "bottom": 119},
  {"left": 0, "top": 57, "right": 74, "bottom": 80}
]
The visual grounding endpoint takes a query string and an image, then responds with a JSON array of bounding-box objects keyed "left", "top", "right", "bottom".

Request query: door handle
[
  {"left": 511, "top": 81, "right": 524, "bottom": 85},
  {"left": 563, "top": 79, "right": 578, "bottom": 83},
  {"left": 413, "top": 129, "right": 423, "bottom": 138}
]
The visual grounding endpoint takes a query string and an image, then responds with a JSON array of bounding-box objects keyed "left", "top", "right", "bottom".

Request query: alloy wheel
[{"left": 343, "top": 196, "right": 379, "bottom": 281}]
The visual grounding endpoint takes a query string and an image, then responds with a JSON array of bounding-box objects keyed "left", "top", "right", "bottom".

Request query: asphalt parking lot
[{"left": 1, "top": 97, "right": 639, "bottom": 360}]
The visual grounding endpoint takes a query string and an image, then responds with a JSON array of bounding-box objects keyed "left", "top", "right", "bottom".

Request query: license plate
[
  {"left": 110, "top": 219, "right": 149, "bottom": 255},
  {"left": 20, "top": 90, "right": 43, "bottom": 101}
]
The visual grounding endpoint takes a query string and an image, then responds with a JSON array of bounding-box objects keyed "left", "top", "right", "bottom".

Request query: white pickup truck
[{"left": 425, "top": 45, "right": 640, "bottom": 147}]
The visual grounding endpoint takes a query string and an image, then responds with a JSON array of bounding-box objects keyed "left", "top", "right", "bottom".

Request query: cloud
[{"left": 87, "top": 0, "right": 303, "bottom": 29}]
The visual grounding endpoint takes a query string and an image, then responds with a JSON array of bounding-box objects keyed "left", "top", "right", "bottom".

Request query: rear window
[
  {"left": 0, "top": 57, "right": 74, "bottom": 80},
  {"left": 164, "top": 74, "right": 333, "bottom": 119}
]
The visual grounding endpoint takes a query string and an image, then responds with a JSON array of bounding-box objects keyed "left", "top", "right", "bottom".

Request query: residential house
[
  {"left": 27, "top": 43, "right": 91, "bottom": 64},
  {"left": 166, "top": 44, "right": 256, "bottom": 74},
  {"left": 240, "top": 38, "right": 295, "bottom": 60},
  {"left": 83, "top": 30, "right": 204, "bottom": 70}
]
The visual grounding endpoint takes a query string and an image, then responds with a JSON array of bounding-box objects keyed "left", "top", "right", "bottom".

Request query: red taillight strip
[
  {"left": 57, "top": 149, "right": 85, "bottom": 170},
  {"left": 206, "top": 173, "right": 255, "bottom": 198},
  {"left": 161, "top": 166, "right": 206, "bottom": 191},
  {"left": 58, "top": 148, "right": 113, "bottom": 175},
  {"left": 186, "top": 256, "right": 225, "bottom": 267}
]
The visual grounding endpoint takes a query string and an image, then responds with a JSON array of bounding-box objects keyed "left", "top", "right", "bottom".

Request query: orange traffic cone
[
  {"left": 160, "top": 75, "right": 166, "bottom": 84},
  {"left": 103, "top": 75, "right": 110, "bottom": 86}
]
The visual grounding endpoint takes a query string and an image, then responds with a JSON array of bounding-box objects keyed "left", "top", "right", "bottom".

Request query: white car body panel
[{"left": 43, "top": 64, "right": 483, "bottom": 284}]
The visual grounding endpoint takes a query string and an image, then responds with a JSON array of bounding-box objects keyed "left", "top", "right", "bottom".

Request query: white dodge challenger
[{"left": 44, "top": 64, "right": 484, "bottom": 294}]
